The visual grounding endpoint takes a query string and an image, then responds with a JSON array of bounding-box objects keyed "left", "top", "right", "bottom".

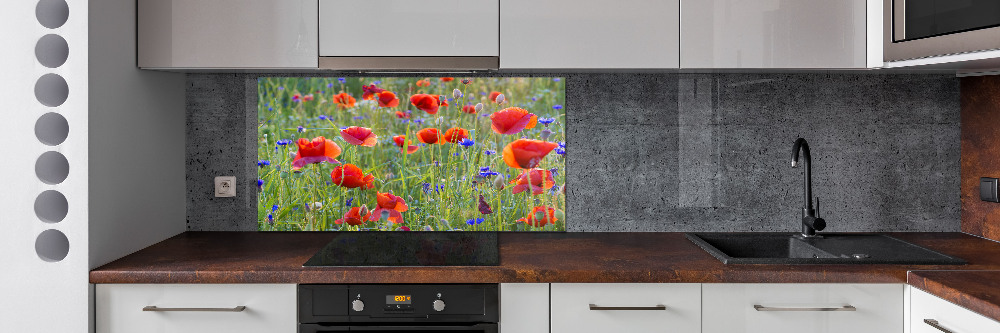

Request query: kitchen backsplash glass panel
[{"left": 257, "top": 77, "right": 566, "bottom": 231}]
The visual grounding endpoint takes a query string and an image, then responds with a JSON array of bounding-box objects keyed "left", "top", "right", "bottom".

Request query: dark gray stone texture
[{"left": 186, "top": 73, "right": 961, "bottom": 232}]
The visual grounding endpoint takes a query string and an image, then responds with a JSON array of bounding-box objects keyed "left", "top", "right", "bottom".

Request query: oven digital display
[{"left": 386, "top": 295, "right": 412, "bottom": 304}]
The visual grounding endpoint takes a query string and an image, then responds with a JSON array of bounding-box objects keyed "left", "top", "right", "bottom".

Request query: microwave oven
[{"left": 884, "top": 0, "right": 1000, "bottom": 62}]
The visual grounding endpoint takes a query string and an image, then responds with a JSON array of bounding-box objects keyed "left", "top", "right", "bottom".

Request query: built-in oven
[
  {"left": 299, "top": 284, "right": 498, "bottom": 333},
  {"left": 884, "top": 0, "right": 1000, "bottom": 61}
]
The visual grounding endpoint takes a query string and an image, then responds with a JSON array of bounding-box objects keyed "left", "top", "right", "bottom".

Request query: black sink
[{"left": 686, "top": 233, "right": 966, "bottom": 265}]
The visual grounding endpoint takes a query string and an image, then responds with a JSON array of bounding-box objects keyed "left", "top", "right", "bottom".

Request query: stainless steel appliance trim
[
  {"left": 318, "top": 57, "right": 499, "bottom": 71},
  {"left": 923, "top": 319, "right": 955, "bottom": 333},
  {"left": 142, "top": 305, "right": 247, "bottom": 312},
  {"left": 884, "top": 0, "right": 1000, "bottom": 62},
  {"left": 753, "top": 305, "right": 856, "bottom": 312},
  {"left": 588, "top": 304, "right": 667, "bottom": 311},
  {"left": 893, "top": 0, "right": 905, "bottom": 41}
]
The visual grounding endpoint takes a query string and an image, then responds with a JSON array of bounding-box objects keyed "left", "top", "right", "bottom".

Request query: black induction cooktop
[{"left": 303, "top": 232, "right": 499, "bottom": 267}]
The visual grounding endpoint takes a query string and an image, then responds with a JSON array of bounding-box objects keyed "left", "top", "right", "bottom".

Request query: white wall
[{"left": 88, "top": 0, "right": 186, "bottom": 270}]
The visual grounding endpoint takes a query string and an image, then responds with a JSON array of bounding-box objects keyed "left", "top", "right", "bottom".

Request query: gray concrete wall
[{"left": 186, "top": 73, "right": 960, "bottom": 232}]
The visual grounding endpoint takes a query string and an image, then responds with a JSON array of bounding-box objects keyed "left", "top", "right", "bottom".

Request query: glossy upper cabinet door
[
  {"left": 319, "top": 0, "right": 499, "bottom": 56},
  {"left": 501, "top": 0, "right": 680, "bottom": 69},
  {"left": 702, "top": 284, "right": 903, "bottom": 333},
  {"left": 681, "top": 0, "right": 869, "bottom": 68},
  {"left": 138, "top": 0, "right": 318, "bottom": 69}
]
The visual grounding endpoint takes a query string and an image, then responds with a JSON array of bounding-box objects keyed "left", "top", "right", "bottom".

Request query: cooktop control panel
[{"left": 299, "top": 284, "right": 498, "bottom": 323}]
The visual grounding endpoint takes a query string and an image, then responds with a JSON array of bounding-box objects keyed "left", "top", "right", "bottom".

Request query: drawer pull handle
[
  {"left": 589, "top": 304, "right": 667, "bottom": 311},
  {"left": 753, "top": 305, "right": 856, "bottom": 312},
  {"left": 924, "top": 319, "right": 955, "bottom": 333},
  {"left": 143, "top": 306, "right": 247, "bottom": 312}
]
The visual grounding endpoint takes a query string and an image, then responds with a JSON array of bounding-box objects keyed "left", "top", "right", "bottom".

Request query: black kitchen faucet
[{"left": 791, "top": 138, "right": 826, "bottom": 238}]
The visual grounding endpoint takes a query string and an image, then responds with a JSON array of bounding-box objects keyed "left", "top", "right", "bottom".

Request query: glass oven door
[{"left": 300, "top": 324, "right": 498, "bottom": 333}]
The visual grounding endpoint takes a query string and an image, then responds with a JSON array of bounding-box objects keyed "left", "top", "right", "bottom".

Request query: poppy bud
[
  {"left": 359, "top": 204, "right": 370, "bottom": 217},
  {"left": 380, "top": 210, "right": 391, "bottom": 221},
  {"left": 313, "top": 202, "right": 323, "bottom": 210},
  {"left": 475, "top": 103, "right": 484, "bottom": 113},
  {"left": 540, "top": 129, "right": 552, "bottom": 140},
  {"left": 289, "top": 151, "right": 296, "bottom": 159},
  {"left": 461, "top": 79, "right": 471, "bottom": 84},
  {"left": 453, "top": 89, "right": 462, "bottom": 99},
  {"left": 493, "top": 175, "right": 505, "bottom": 190},
  {"left": 495, "top": 94, "right": 505, "bottom": 104}
]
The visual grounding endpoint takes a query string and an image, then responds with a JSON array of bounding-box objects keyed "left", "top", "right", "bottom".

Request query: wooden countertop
[
  {"left": 908, "top": 270, "right": 1000, "bottom": 323},
  {"left": 90, "top": 232, "right": 1000, "bottom": 284}
]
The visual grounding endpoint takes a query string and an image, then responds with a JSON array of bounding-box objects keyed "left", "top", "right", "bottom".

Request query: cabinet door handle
[
  {"left": 589, "top": 304, "right": 667, "bottom": 311},
  {"left": 753, "top": 305, "right": 856, "bottom": 312},
  {"left": 143, "top": 306, "right": 247, "bottom": 312},
  {"left": 924, "top": 319, "right": 955, "bottom": 333}
]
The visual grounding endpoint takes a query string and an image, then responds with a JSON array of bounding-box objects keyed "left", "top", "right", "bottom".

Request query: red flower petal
[
  {"left": 340, "top": 126, "right": 378, "bottom": 147},
  {"left": 503, "top": 139, "right": 558, "bottom": 169},
  {"left": 490, "top": 107, "right": 538, "bottom": 135}
]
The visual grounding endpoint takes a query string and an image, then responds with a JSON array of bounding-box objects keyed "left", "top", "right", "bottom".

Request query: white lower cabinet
[
  {"left": 95, "top": 284, "right": 297, "bottom": 333},
  {"left": 500, "top": 283, "right": 550, "bottom": 333},
  {"left": 550, "top": 283, "right": 702, "bottom": 333},
  {"left": 702, "top": 283, "right": 903, "bottom": 333},
  {"left": 910, "top": 287, "right": 1000, "bottom": 333}
]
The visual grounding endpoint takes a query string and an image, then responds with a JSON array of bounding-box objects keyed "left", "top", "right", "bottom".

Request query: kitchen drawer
[
  {"left": 96, "top": 284, "right": 296, "bottom": 333},
  {"left": 550, "top": 283, "right": 701, "bottom": 333},
  {"left": 911, "top": 287, "right": 1000, "bottom": 333},
  {"left": 702, "top": 283, "right": 903, "bottom": 333}
]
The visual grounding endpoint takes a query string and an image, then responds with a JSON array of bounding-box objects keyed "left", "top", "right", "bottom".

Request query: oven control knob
[
  {"left": 352, "top": 299, "right": 365, "bottom": 312},
  {"left": 432, "top": 299, "right": 446, "bottom": 312}
]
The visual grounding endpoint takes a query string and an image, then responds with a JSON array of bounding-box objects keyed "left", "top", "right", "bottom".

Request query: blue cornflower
[
  {"left": 558, "top": 141, "right": 566, "bottom": 148},
  {"left": 413, "top": 118, "right": 424, "bottom": 124},
  {"left": 257, "top": 179, "right": 264, "bottom": 188},
  {"left": 277, "top": 86, "right": 284, "bottom": 90},
  {"left": 422, "top": 183, "right": 431, "bottom": 193},
  {"left": 257, "top": 160, "right": 271, "bottom": 167},
  {"left": 548, "top": 168, "right": 559, "bottom": 177},
  {"left": 484, "top": 150, "right": 496, "bottom": 156},
  {"left": 265, "top": 102, "right": 269, "bottom": 106},
  {"left": 276, "top": 139, "right": 292, "bottom": 146},
  {"left": 555, "top": 148, "right": 566, "bottom": 155},
  {"left": 479, "top": 166, "right": 500, "bottom": 178},
  {"left": 466, "top": 218, "right": 485, "bottom": 226},
  {"left": 553, "top": 105, "right": 563, "bottom": 110},
  {"left": 353, "top": 116, "right": 364, "bottom": 120},
  {"left": 267, "top": 214, "right": 274, "bottom": 222},
  {"left": 538, "top": 117, "right": 556, "bottom": 125},
  {"left": 326, "top": 83, "right": 333, "bottom": 88},
  {"left": 553, "top": 78, "right": 561, "bottom": 82},
  {"left": 297, "top": 126, "right": 305, "bottom": 133},
  {"left": 373, "top": 80, "right": 382, "bottom": 85},
  {"left": 480, "top": 92, "right": 487, "bottom": 95},
  {"left": 345, "top": 197, "right": 354, "bottom": 206},
  {"left": 453, "top": 153, "right": 460, "bottom": 156},
  {"left": 459, "top": 138, "right": 475, "bottom": 147},
  {"left": 318, "top": 115, "right": 328, "bottom": 120},
  {"left": 531, "top": 97, "right": 537, "bottom": 101},
  {"left": 271, "top": 205, "right": 279, "bottom": 212},
  {"left": 338, "top": 77, "right": 346, "bottom": 83},
  {"left": 268, "top": 107, "right": 273, "bottom": 111}
]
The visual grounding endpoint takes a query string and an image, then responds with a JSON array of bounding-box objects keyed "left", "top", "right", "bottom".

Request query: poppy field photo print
[{"left": 257, "top": 77, "right": 566, "bottom": 231}]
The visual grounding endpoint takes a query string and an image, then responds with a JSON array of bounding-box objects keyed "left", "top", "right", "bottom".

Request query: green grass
[{"left": 257, "top": 77, "right": 566, "bottom": 231}]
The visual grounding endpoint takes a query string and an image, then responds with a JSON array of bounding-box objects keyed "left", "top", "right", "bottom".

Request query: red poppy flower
[
  {"left": 335, "top": 207, "right": 371, "bottom": 226},
  {"left": 332, "top": 93, "right": 356, "bottom": 109},
  {"left": 395, "top": 110, "right": 411, "bottom": 119},
  {"left": 303, "top": 94, "right": 314, "bottom": 102},
  {"left": 362, "top": 84, "right": 384, "bottom": 100},
  {"left": 393, "top": 135, "right": 419, "bottom": 153},
  {"left": 440, "top": 77, "right": 454, "bottom": 82},
  {"left": 490, "top": 107, "right": 538, "bottom": 135},
  {"left": 410, "top": 94, "right": 440, "bottom": 114},
  {"left": 517, "top": 206, "right": 557, "bottom": 227},
  {"left": 443, "top": 127, "right": 469, "bottom": 143},
  {"left": 416, "top": 79, "right": 431, "bottom": 87},
  {"left": 461, "top": 105, "right": 477, "bottom": 114},
  {"left": 478, "top": 194, "right": 492, "bottom": 214},
  {"left": 340, "top": 126, "right": 377, "bottom": 147},
  {"left": 292, "top": 136, "right": 342, "bottom": 170},
  {"left": 503, "top": 139, "right": 558, "bottom": 169},
  {"left": 416, "top": 128, "right": 442, "bottom": 144},
  {"left": 331, "top": 164, "right": 375, "bottom": 189},
  {"left": 376, "top": 91, "right": 400, "bottom": 108},
  {"left": 488, "top": 91, "right": 502, "bottom": 103},
  {"left": 461, "top": 79, "right": 471, "bottom": 85},
  {"left": 369, "top": 192, "right": 408, "bottom": 224},
  {"left": 509, "top": 168, "right": 556, "bottom": 195}
]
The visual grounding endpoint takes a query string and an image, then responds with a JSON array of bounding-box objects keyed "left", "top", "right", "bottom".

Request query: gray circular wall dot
[
  {"left": 34, "top": 190, "right": 68, "bottom": 223},
  {"left": 35, "top": 73, "right": 69, "bottom": 107},
  {"left": 35, "top": 34, "right": 69, "bottom": 68},
  {"left": 35, "top": 229, "right": 69, "bottom": 262},
  {"left": 36, "top": 151, "right": 69, "bottom": 185},
  {"left": 36, "top": 0, "right": 69, "bottom": 29},
  {"left": 35, "top": 112, "right": 69, "bottom": 146}
]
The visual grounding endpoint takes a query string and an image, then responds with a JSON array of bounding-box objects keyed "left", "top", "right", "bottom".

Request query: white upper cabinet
[
  {"left": 138, "top": 0, "right": 318, "bottom": 69},
  {"left": 500, "top": 0, "right": 680, "bottom": 69},
  {"left": 681, "top": 0, "right": 876, "bottom": 68},
  {"left": 319, "top": 0, "right": 499, "bottom": 57}
]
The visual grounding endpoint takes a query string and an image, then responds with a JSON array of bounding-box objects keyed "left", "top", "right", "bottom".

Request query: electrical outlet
[{"left": 215, "top": 176, "right": 236, "bottom": 197}]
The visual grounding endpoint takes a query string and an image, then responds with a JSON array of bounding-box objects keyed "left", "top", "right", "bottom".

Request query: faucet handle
[{"left": 815, "top": 197, "right": 820, "bottom": 218}]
